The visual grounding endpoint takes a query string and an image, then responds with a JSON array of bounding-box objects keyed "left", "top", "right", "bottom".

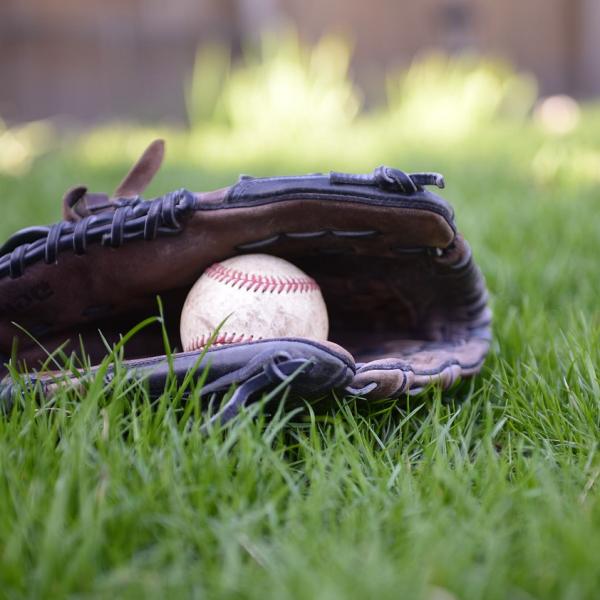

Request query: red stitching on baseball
[
  {"left": 204, "top": 263, "right": 319, "bottom": 294},
  {"left": 185, "top": 332, "right": 261, "bottom": 351}
]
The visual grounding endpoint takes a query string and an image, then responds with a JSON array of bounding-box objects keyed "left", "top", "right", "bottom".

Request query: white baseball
[{"left": 180, "top": 254, "right": 329, "bottom": 351}]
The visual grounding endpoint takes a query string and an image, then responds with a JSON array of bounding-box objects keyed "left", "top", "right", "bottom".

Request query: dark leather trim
[
  {"left": 225, "top": 175, "right": 454, "bottom": 222},
  {"left": 0, "top": 339, "right": 355, "bottom": 413}
]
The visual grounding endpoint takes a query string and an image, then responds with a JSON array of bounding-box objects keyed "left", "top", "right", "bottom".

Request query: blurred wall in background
[{"left": 0, "top": 0, "right": 598, "bottom": 124}]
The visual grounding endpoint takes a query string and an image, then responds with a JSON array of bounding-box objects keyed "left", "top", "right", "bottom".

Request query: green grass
[{"left": 2, "top": 110, "right": 600, "bottom": 600}]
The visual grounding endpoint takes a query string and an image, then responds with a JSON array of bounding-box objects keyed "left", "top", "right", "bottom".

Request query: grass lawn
[{"left": 1, "top": 111, "right": 600, "bottom": 599}]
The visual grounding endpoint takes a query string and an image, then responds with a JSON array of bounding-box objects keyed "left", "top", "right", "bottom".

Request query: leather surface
[
  {"left": 0, "top": 140, "right": 491, "bottom": 405},
  {"left": 1, "top": 339, "right": 355, "bottom": 421}
]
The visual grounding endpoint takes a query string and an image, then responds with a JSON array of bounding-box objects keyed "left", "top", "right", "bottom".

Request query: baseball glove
[{"left": 0, "top": 140, "right": 491, "bottom": 426}]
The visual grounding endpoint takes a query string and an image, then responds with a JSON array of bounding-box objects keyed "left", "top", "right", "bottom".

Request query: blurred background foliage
[
  {"left": 0, "top": 30, "right": 588, "bottom": 185},
  {"left": 384, "top": 53, "right": 537, "bottom": 140}
]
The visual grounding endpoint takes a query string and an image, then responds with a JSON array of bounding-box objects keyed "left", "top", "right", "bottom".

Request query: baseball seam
[
  {"left": 205, "top": 263, "right": 319, "bottom": 294},
  {"left": 185, "top": 332, "right": 262, "bottom": 352}
]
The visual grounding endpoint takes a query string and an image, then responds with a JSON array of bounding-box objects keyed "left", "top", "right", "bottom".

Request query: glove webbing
[{"left": 0, "top": 189, "right": 195, "bottom": 279}]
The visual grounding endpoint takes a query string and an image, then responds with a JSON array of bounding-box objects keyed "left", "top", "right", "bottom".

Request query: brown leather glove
[{"left": 0, "top": 140, "right": 491, "bottom": 425}]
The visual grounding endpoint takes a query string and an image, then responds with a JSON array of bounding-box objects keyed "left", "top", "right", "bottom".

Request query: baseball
[{"left": 180, "top": 254, "right": 329, "bottom": 351}]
